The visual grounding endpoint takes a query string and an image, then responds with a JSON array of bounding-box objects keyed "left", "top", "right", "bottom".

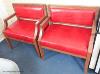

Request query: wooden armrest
[
  {"left": 36, "top": 15, "right": 48, "bottom": 25},
  {"left": 38, "top": 17, "right": 50, "bottom": 42},
  {"left": 40, "top": 16, "right": 50, "bottom": 30},
  {"left": 87, "top": 23, "right": 96, "bottom": 54},
  {"left": 4, "top": 13, "right": 16, "bottom": 21},
  {"left": 4, "top": 13, "right": 16, "bottom": 30},
  {"left": 34, "top": 15, "right": 48, "bottom": 39},
  {"left": 87, "top": 34, "right": 95, "bottom": 54}
]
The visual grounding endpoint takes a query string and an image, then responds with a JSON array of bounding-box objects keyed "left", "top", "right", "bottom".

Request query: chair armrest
[
  {"left": 40, "top": 16, "right": 50, "bottom": 31},
  {"left": 4, "top": 13, "right": 16, "bottom": 30},
  {"left": 34, "top": 15, "right": 48, "bottom": 39},
  {"left": 38, "top": 17, "right": 50, "bottom": 42},
  {"left": 35, "top": 16, "right": 48, "bottom": 26},
  {"left": 87, "top": 21, "right": 97, "bottom": 54},
  {"left": 87, "top": 33, "right": 95, "bottom": 54}
]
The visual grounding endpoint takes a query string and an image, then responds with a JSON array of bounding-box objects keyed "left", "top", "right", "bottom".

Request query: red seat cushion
[
  {"left": 4, "top": 20, "right": 35, "bottom": 43},
  {"left": 40, "top": 24, "right": 92, "bottom": 57}
]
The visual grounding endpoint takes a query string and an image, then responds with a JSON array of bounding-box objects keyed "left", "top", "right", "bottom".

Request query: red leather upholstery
[
  {"left": 40, "top": 24, "right": 91, "bottom": 57},
  {"left": 4, "top": 20, "right": 35, "bottom": 43},
  {"left": 50, "top": 7, "right": 96, "bottom": 26},
  {"left": 13, "top": 4, "right": 45, "bottom": 19}
]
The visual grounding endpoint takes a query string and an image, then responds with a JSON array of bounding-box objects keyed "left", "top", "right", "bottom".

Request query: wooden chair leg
[
  {"left": 39, "top": 46, "right": 45, "bottom": 60},
  {"left": 5, "top": 38, "right": 13, "bottom": 49},
  {"left": 37, "top": 42, "right": 44, "bottom": 59},
  {"left": 34, "top": 41, "right": 45, "bottom": 59},
  {"left": 34, "top": 41, "right": 41, "bottom": 58},
  {"left": 84, "top": 53, "right": 91, "bottom": 74}
]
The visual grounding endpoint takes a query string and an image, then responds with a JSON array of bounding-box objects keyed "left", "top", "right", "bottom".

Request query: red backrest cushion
[
  {"left": 49, "top": 6, "right": 96, "bottom": 26},
  {"left": 13, "top": 4, "right": 45, "bottom": 19}
]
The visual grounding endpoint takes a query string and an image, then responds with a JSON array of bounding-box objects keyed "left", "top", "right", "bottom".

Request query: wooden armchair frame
[
  {"left": 38, "top": 5, "right": 100, "bottom": 74},
  {"left": 3, "top": 3, "right": 48, "bottom": 57}
]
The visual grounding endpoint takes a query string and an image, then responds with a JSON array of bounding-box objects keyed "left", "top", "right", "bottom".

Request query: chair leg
[
  {"left": 34, "top": 40, "right": 44, "bottom": 58},
  {"left": 5, "top": 38, "right": 13, "bottom": 49},
  {"left": 34, "top": 45, "right": 41, "bottom": 58},
  {"left": 39, "top": 46, "right": 45, "bottom": 60},
  {"left": 84, "top": 53, "right": 91, "bottom": 74},
  {"left": 37, "top": 42, "right": 44, "bottom": 59}
]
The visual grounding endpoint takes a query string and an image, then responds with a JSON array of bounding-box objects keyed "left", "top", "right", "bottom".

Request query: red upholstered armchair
[
  {"left": 38, "top": 5, "right": 99, "bottom": 74},
  {"left": 3, "top": 3, "right": 47, "bottom": 57}
]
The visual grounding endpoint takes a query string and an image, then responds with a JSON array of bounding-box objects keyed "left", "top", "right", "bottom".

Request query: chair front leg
[
  {"left": 34, "top": 40, "right": 41, "bottom": 58},
  {"left": 5, "top": 37, "right": 13, "bottom": 49},
  {"left": 39, "top": 45, "right": 45, "bottom": 60},
  {"left": 84, "top": 52, "right": 91, "bottom": 74},
  {"left": 38, "top": 29, "right": 45, "bottom": 59}
]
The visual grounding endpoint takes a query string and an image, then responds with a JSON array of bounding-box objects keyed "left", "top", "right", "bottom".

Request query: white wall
[
  {"left": 0, "top": 0, "right": 16, "bottom": 42},
  {"left": 10, "top": 0, "right": 100, "bottom": 6},
  {"left": 0, "top": 0, "right": 9, "bottom": 42},
  {"left": 0, "top": 18, "right": 5, "bottom": 42}
]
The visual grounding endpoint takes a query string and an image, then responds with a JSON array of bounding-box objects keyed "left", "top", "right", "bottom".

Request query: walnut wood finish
[{"left": 38, "top": 17, "right": 50, "bottom": 59}]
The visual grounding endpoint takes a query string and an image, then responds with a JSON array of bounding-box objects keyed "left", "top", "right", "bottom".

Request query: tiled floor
[{"left": 0, "top": 40, "right": 95, "bottom": 74}]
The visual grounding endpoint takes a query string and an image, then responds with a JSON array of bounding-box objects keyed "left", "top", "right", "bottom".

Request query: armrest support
[
  {"left": 40, "top": 16, "right": 50, "bottom": 31},
  {"left": 87, "top": 33, "right": 95, "bottom": 54},
  {"left": 35, "top": 15, "right": 48, "bottom": 26},
  {"left": 4, "top": 13, "right": 16, "bottom": 30},
  {"left": 87, "top": 9, "right": 100, "bottom": 54},
  {"left": 34, "top": 15, "right": 48, "bottom": 39},
  {"left": 38, "top": 17, "right": 50, "bottom": 42}
]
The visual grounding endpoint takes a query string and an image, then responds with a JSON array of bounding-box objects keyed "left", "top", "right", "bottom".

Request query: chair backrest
[
  {"left": 48, "top": 5, "right": 97, "bottom": 27},
  {"left": 13, "top": 3, "right": 46, "bottom": 20}
]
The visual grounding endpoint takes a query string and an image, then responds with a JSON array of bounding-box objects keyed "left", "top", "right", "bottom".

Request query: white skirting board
[{"left": 89, "top": 34, "right": 100, "bottom": 73}]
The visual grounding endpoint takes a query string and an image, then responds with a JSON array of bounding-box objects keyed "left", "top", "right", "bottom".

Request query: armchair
[
  {"left": 3, "top": 3, "right": 47, "bottom": 57},
  {"left": 38, "top": 5, "right": 99, "bottom": 74}
]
